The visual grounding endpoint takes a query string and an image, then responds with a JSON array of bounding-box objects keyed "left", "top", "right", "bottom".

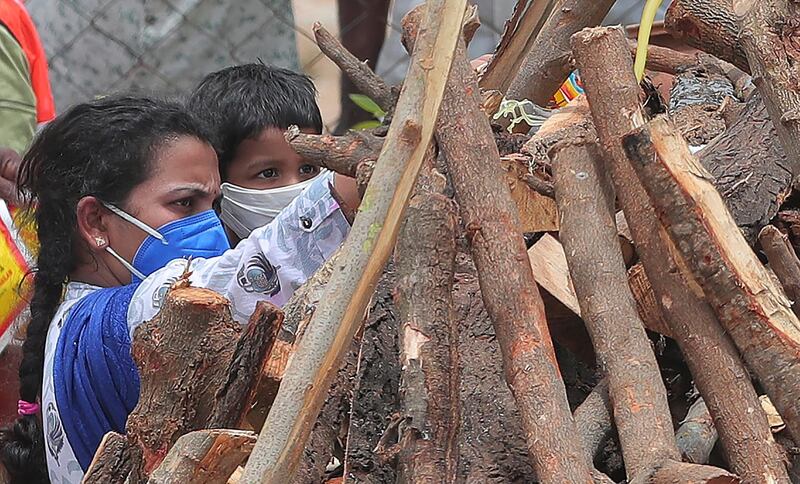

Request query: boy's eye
[
  {"left": 299, "top": 164, "right": 318, "bottom": 176},
  {"left": 257, "top": 168, "right": 279, "bottom": 179}
]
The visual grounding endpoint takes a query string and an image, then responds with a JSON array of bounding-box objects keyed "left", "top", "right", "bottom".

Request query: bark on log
[
  {"left": 82, "top": 432, "right": 133, "bottom": 484},
  {"left": 285, "top": 129, "right": 384, "bottom": 179},
  {"left": 501, "top": 153, "right": 559, "bottom": 232},
  {"left": 209, "top": 302, "right": 283, "bottom": 429},
  {"left": 623, "top": 114, "right": 800, "bottom": 447},
  {"left": 127, "top": 285, "right": 241, "bottom": 477},
  {"left": 478, "top": 0, "right": 557, "bottom": 93},
  {"left": 573, "top": 379, "right": 613, "bottom": 462},
  {"left": 629, "top": 460, "right": 739, "bottom": 484},
  {"left": 676, "top": 399, "right": 718, "bottom": 465},
  {"left": 241, "top": 2, "right": 468, "bottom": 481},
  {"left": 698, "top": 92, "right": 791, "bottom": 245},
  {"left": 760, "top": 225, "right": 800, "bottom": 319},
  {"left": 664, "top": 0, "right": 749, "bottom": 73},
  {"left": 148, "top": 430, "right": 256, "bottom": 484},
  {"left": 506, "top": 0, "right": 617, "bottom": 106},
  {"left": 551, "top": 121, "right": 680, "bottom": 478},
  {"left": 737, "top": 0, "right": 800, "bottom": 179},
  {"left": 394, "top": 168, "right": 459, "bottom": 483},
  {"left": 573, "top": 26, "right": 789, "bottom": 483},
  {"left": 313, "top": 23, "right": 397, "bottom": 111},
  {"left": 403, "top": 10, "right": 595, "bottom": 482}
]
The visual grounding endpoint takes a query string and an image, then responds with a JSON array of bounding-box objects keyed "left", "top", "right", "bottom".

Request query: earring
[{"left": 94, "top": 236, "right": 106, "bottom": 247}]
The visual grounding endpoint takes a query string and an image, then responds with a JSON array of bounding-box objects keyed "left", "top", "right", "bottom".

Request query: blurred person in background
[{"left": 0, "top": 0, "right": 55, "bottom": 429}]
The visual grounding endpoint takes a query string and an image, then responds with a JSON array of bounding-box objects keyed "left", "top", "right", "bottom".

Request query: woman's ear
[{"left": 76, "top": 196, "right": 109, "bottom": 252}]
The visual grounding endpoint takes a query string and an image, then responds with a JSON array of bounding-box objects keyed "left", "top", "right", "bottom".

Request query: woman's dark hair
[
  {"left": 0, "top": 96, "right": 211, "bottom": 483},
  {"left": 187, "top": 62, "right": 323, "bottom": 178}
]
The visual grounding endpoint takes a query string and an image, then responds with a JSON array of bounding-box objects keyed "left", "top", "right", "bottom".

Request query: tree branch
[{"left": 760, "top": 225, "right": 800, "bottom": 319}]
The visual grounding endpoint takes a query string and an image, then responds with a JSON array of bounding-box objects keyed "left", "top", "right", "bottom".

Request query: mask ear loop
[
  {"left": 105, "top": 246, "right": 147, "bottom": 281},
  {"left": 101, "top": 202, "right": 168, "bottom": 245}
]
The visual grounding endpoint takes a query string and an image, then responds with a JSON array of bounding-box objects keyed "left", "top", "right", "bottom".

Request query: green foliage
[{"left": 348, "top": 94, "right": 386, "bottom": 131}]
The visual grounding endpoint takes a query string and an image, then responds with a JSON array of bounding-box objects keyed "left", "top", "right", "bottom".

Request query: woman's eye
[
  {"left": 174, "top": 198, "right": 192, "bottom": 208},
  {"left": 257, "top": 168, "right": 279, "bottom": 179},
  {"left": 299, "top": 164, "right": 318, "bottom": 176}
]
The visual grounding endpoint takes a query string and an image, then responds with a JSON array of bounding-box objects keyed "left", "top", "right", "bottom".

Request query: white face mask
[{"left": 220, "top": 171, "right": 324, "bottom": 238}]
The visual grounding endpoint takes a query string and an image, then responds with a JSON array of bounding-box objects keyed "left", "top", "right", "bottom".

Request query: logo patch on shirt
[
  {"left": 46, "top": 402, "right": 64, "bottom": 463},
  {"left": 237, "top": 253, "right": 281, "bottom": 296}
]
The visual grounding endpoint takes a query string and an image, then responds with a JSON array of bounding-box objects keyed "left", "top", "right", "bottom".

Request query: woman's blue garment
[{"left": 53, "top": 283, "right": 140, "bottom": 470}]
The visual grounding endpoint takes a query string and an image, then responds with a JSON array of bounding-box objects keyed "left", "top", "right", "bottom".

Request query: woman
[{"left": 0, "top": 96, "right": 350, "bottom": 483}]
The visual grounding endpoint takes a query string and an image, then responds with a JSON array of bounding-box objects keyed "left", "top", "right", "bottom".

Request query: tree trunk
[
  {"left": 664, "top": 0, "right": 749, "bottom": 73},
  {"left": 551, "top": 121, "right": 680, "bottom": 478},
  {"left": 286, "top": 129, "right": 384, "bottom": 179},
  {"left": 623, "top": 114, "right": 800, "bottom": 448},
  {"left": 394, "top": 164, "right": 459, "bottom": 483},
  {"left": 737, "top": 0, "right": 800, "bottom": 179},
  {"left": 402, "top": 10, "right": 595, "bottom": 481},
  {"left": 126, "top": 285, "right": 241, "bottom": 477},
  {"left": 242, "top": 2, "right": 468, "bottom": 481},
  {"left": 148, "top": 430, "right": 256, "bottom": 484},
  {"left": 506, "top": 0, "right": 617, "bottom": 105},
  {"left": 573, "top": 26, "right": 789, "bottom": 483},
  {"left": 760, "top": 225, "right": 800, "bottom": 319},
  {"left": 629, "top": 461, "right": 739, "bottom": 484}
]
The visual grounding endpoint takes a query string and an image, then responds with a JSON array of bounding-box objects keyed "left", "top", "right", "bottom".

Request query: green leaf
[
  {"left": 351, "top": 120, "right": 382, "bottom": 131},
  {"left": 348, "top": 94, "right": 386, "bottom": 118}
]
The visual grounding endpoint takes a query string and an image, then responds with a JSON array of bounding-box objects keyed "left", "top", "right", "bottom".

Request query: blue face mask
[{"left": 102, "top": 203, "right": 230, "bottom": 282}]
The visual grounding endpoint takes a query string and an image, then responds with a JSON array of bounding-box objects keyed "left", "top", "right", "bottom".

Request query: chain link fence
[
  {"left": 25, "top": 0, "right": 515, "bottom": 131},
  {"left": 26, "top": 0, "right": 662, "bottom": 130}
]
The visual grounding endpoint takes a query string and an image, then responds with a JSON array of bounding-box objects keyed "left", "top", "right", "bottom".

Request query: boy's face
[{"left": 226, "top": 127, "right": 320, "bottom": 190}]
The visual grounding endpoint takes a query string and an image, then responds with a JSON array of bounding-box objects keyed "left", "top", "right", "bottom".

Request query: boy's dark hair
[{"left": 187, "top": 63, "right": 323, "bottom": 177}]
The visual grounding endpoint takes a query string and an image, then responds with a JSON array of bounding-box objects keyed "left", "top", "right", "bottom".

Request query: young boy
[{"left": 187, "top": 63, "right": 359, "bottom": 244}]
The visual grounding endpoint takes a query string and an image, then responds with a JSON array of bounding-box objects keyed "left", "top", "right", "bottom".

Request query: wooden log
[
  {"left": 551, "top": 121, "right": 680, "bottom": 478},
  {"left": 573, "top": 379, "right": 613, "bottom": 462},
  {"left": 402, "top": 9, "right": 595, "bottom": 482},
  {"left": 241, "top": 2, "right": 468, "bottom": 481},
  {"left": 501, "top": 153, "right": 559, "bottom": 232},
  {"left": 623, "top": 114, "right": 800, "bottom": 447},
  {"left": 737, "top": 0, "right": 800, "bottom": 179},
  {"left": 676, "top": 399, "right": 718, "bottom": 465},
  {"left": 478, "top": 0, "right": 557, "bottom": 93},
  {"left": 312, "top": 23, "right": 397, "bottom": 111},
  {"left": 506, "top": 0, "right": 617, "bottom": 106},
  {"left": 698, "top": 93, "right": 791, "bottom": 245},
  {"left": 285, "top": 129, "right": 384, "bottom": 179},
  {"left": 148, "top": 429, "right": 256, "bottom": 484},
  {"left": 126, "top": 285, "right": 241, "bottom": 477},
  {"left": 208, "top": 302, "right": 283, "bottom": 429},
  {"left": 760, "top": 225, "right": 800, "bottom": 319},
  {"left": 82, "top": 432, "right": 133, "bottom": 484},
  {"left": 629, "top": 460, "right": 739, "bottom": 484},
  {"left": 394, "top": 166, "right": 459, "bottom": 483},
  {"left": 573, "top": 26, "right": 789, "bottom": 483},
  {"left": 664, "top": 0, "right": 749, "bottom": 73}
]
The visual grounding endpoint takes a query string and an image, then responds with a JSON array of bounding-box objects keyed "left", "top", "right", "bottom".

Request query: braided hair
[{"left": 0, "top": 96, "right": 211, "bottom": 483}]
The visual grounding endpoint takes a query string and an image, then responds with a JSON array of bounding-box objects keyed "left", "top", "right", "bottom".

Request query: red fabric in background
[{"left": 0, "top": 0, "right": 56, "bottom": 122}]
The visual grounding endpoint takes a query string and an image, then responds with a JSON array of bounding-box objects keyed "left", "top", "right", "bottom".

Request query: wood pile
[{"left": 83, "top": 0, "right": 800, "bottom": 482}]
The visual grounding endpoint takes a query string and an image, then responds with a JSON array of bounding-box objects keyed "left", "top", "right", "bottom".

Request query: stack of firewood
[{"left": 82, "top": 0, "right": 800, "bottom": 482}]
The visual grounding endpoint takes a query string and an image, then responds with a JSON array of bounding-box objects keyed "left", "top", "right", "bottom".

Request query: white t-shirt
[{"left": 41, "top": 171, "right": 349, "bottom": 483}]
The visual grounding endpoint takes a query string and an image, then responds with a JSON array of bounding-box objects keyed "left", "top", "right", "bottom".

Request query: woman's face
[{"left": 76, "top": 136, "right": 220, "bottom": 286}]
